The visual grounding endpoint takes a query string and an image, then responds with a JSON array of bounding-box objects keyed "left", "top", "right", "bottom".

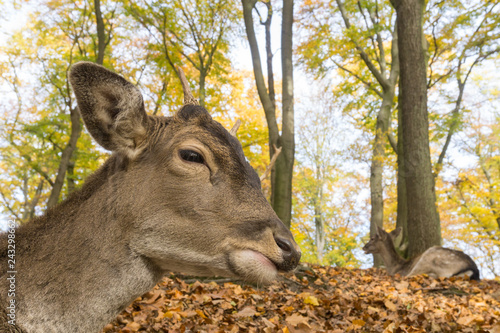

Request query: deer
[
  {"left": 363, "top": 226, "right": 479, "bottom": 280},
  {"left": 0, "top": 62, "right": 301, "bottom": 333}
]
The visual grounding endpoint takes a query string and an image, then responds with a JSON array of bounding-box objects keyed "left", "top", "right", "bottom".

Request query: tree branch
[
  {"left": 335, "top": 0, "right": 390, "bottom": 90},
  {"left": 333, "top": 60, "right": 383, "bottom": 97},
  {"left": 260, "top": 145, "right": 282, "bottom": 182}
]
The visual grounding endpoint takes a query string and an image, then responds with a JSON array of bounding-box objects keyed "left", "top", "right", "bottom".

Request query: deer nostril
[
  {"left": 274, "top": 236, "right": 301, "bottom": 271},
  {"left": 275, "top": 237, "right": 292, "bottom": 255}
]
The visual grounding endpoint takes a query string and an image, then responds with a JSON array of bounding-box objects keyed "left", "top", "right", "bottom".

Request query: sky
[{"left": 0, "top": 2, "right": 29, "bottom": 46}]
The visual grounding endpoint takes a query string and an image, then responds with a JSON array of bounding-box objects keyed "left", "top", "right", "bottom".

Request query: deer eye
[{"left": 180, "top": 150, "right": 204, "bottom": 164}]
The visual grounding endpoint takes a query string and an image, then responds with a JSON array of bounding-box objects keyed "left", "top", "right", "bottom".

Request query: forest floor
[{"left": 101, "top": 263, "right": 500, "bottom": 333}]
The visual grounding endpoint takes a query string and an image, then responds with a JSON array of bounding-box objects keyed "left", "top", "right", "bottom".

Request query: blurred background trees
[{"left": 0, "top": 0, "right": 498, "bottom": 279}]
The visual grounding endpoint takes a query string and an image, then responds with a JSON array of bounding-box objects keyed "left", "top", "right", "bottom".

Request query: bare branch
[
  {"left": 260, "top": 144, "right": 282, "bottom": 182},
  {"left": 229, "top": 119, "right": 241, "bottom": 137},
  {"left": 0, "top": 189, "right": 21, "bottom": 221},
  {"left": 387, "top": 132, "right": 397, "bottom": 153},
  {"left": 177, "top": 67, "right": 199, "bottom": 106}
]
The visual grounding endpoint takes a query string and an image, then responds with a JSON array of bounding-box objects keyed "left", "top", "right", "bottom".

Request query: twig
[
  {"left": 260, "top": 144, "right": 282, "bottom": 182},
  {"left": 229, "top": 119, "right": 241, "bottom": 137}
]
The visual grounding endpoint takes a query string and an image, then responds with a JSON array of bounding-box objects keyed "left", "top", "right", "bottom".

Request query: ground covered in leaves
[{"left": 101, "top": 264, "right": 500, "bottom": 332}]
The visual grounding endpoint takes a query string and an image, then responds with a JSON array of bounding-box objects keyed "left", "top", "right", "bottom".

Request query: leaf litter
[{"left": 101, "top": 264, "right": 500, "bottom": 332}]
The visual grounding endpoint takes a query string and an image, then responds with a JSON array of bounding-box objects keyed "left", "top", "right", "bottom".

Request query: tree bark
[
  {"left": 94, "top": 0, "right": 106, "bottom": 65},
  {"left": 274, "top": 0, "right": 295, "bottom": 227},
  {"left": 242, "top": 0, "right": 295, "bottom": 228},
  {"left": 314, "top": 203, "right": 325, "bottom": 262},
  {"left": 393, "top": 0, "right": 441, "bottom": 257},
  {"left": 395, "top": 98, "right": 408, "bottom": 257},
  {"left": 314, "top": 161, "right": 325, "bottom": 262},
  {"left": 369, "top": 88, "right": 395, "bottom": 266},
  {"left": 46, "top": 107, "right": 82, "bottom": 208}
]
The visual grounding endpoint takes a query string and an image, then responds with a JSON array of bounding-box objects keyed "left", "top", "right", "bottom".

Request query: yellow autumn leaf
[
  {"left": 352, "top": 319, "right": 366, "bottom": 327},
  {"left": 195, "top": 309, "right": 207, "bottom": 319},
  {"left": 304, "top": 295, "right": 320, "bottom": 306}
]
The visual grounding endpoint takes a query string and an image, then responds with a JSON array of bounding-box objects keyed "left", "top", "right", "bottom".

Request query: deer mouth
[
  {"left": 228, "top": 249, "right": 279, "bottom": 284},
  {"left": 247, "top": 250, "right": 278, "bottom": 270},
  {"left": 362, "top": 247, "right": 375, "bottom": 254}
]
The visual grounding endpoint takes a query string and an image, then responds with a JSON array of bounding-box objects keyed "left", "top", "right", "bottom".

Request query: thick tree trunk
[{"left": 393, "top": 0, "right": 441, "bottom": 257}]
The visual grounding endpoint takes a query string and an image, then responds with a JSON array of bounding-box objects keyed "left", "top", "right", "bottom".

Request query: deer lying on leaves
[
  {"left": 363, "top": 226, "right": 479, "bottom": 280},
  {"left": 0, "top": 62, "right": 301, "bottom": 333}
]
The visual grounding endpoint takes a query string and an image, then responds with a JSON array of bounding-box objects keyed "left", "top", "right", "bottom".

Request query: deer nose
[{"left": 274, "top": 236, "right": 301, "bottom": 272}]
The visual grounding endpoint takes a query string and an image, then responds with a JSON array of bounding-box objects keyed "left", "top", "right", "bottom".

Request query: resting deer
[
  {"left": 363, "top": 226, "right": 479, "bottom": 280},
  {"left": 0, "top": 62, "right": 301, "bottom": 333}
]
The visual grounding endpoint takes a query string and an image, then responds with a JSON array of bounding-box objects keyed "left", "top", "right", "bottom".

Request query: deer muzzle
[{"left": 274, "top": 236, "right": 301, "bottom": 271}]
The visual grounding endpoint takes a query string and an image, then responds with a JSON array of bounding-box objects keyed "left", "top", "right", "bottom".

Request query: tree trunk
[
  {"left": 368, "top": 25, "right": 399, "bottom": 267},
  {"left": 395, "top": 99, "right": 409, "bottom": 257},
  {"left": 46, "top": 107, "right": 82, "bottom": 208},
  {"left": 94, "top": 0, "right": 106, "bottom": 65},
  {"left": 67, "top": 160, "right": 76, "bottom": 193},
  {"left": 199, "top": 70, "right": 206, "bottom": 108},
  {"left": 314, "top": 162, "right": 325, "bottom": 262},
  {"left": 314, "top": 204, "right": 325, "bottom": 262},
  {"left": 393, "top": 0, "right": 441, "bottom": 257},
  {"left": 370, "top": 89, "right": 395, "bottom": 266},
  {"left": 272, "top": 0, "right": 295, "bottom": 227},
  {"left": 242, "top": 0, "right": 295, "bottom": 228}
]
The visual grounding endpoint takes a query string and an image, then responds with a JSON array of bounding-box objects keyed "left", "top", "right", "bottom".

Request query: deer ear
[
  {"left": 376, "top": 226, "right": 387, "bottom": 240},
  {"left": 391, "top": 227, "right": 402, "bottom": 238},
  {"left": 69, "top": 62, "right": 149, "bottom": 158}
]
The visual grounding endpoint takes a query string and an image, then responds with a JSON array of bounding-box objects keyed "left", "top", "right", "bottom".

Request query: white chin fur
[{"left": 230, "top": 250, "right": 278, "bottom": 285}]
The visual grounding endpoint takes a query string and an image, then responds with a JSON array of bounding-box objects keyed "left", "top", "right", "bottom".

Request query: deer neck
[
  {"left": 2, "top": 155, "right": 162, "bottom": 333},
  {"left": 378, "top": 241, "right": 410, "bottom": 276}
]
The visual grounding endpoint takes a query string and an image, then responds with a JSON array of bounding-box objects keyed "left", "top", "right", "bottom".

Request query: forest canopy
[{"left": 0, "top": 0, "right": 499, "bottom": 280}]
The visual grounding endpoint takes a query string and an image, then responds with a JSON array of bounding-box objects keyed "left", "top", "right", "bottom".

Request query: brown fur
[
  {"left": 0, "top": 62, "right": 301, "bottom": 333},
  {"left": 363, "top": 226, "right": 479, "bottom": 280}
]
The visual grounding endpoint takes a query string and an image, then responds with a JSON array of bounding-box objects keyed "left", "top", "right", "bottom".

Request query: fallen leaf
[
  {"left": 234, "top": 306, "right": 257, "bottom": 318},
  {"left": 303, "top": 295, "right": 319, "bottom": 306},
  {"left": 286, "top": 313, "right": 309, "bottom": 327},
  {"left": 352, "top": 319, "right": 365, "bottom": 327},
  {"left": 195, "top": 309, "right": 207, "bottom": 319},
  {"left": 384, "top": 300, "right": 397, "bottom": 311}
]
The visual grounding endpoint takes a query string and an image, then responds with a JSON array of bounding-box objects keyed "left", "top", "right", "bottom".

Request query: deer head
[
  {"left": 362, "top": 226, "right": 401, "bottom": 255},
  {"left": 69, "top": 61, "right": 301, "bottom": 283}
]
